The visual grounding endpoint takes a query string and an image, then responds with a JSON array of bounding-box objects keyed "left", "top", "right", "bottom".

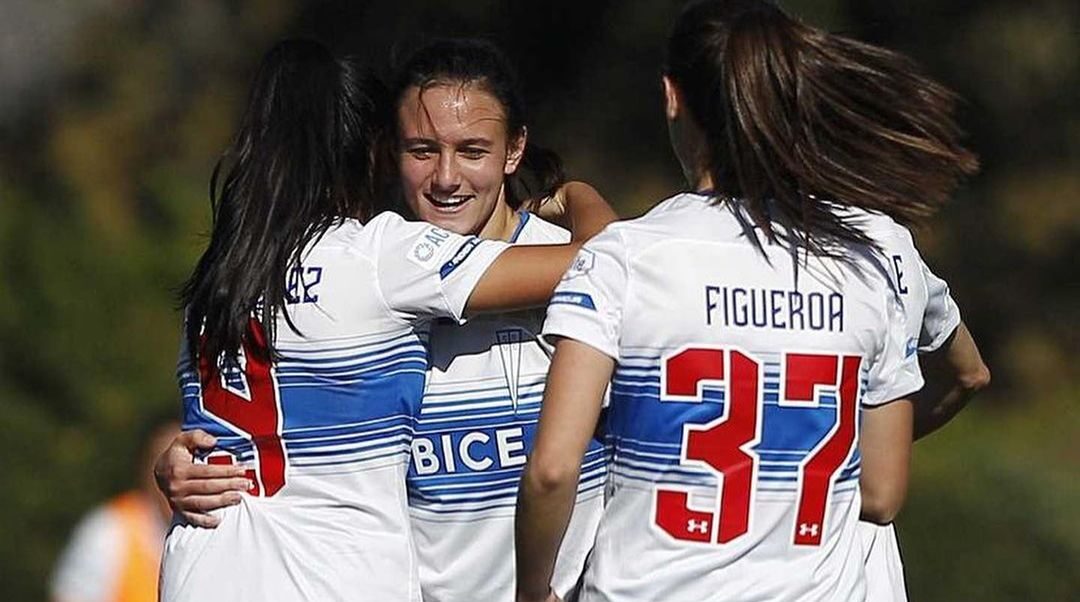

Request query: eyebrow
[
  {"left": 401, "top": 137, "right": 438, "bottom": 146},
  {"left": 400, "top": 136, "right": 496, "bottom": 148},
  {"left": 457, "top": 138, "right": 494, "bottom": 147}
]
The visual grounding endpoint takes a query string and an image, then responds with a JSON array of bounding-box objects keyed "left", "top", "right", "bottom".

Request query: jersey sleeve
[
  {"left": 917, "top": 259, "right": 961, "bottom": 353},
  {"left": 372, "top": 213, "right": 509, "bottom": 324},
  {"left": 541, "top": 226, "right": 629, "bottom": 360},
  {"left": 863, "top": 292, "right": 925, "bottom": 407}
]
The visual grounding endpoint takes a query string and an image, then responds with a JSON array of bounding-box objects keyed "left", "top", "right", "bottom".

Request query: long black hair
[
  {"left": 391, "top": 38, "right": 565, "bottom": 209},
  {"left": 666, "top": 0, "right": 978, "bottom": 253},
  {"left": 182, "top": 39, "right": 389, "bottom": 366}
]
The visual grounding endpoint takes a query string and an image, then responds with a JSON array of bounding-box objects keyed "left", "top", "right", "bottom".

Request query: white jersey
[
  {"left": 409, "top": 213, "right": 605, "bottom": 602},
  {"left": 855, "top": 213, "right": 961, "bottom": 602},
  {"left": 161, "top": 212, "right": 508, "bottom": 602},
  {"left": 542, "top": 193, "right": 923, "bottom": 602}
]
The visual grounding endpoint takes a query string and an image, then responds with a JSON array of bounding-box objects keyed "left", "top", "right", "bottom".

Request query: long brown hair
[
  {"left": 666, "top": 0, "right": 978, "bottom": 252},
  {"left": 182, "top": 40, "right": 388, "bottom": 366}
]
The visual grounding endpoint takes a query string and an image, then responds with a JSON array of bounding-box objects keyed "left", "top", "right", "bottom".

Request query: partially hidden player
[
  {"left": 514, "top": 1, "right": 979, "bottom": 601},
  {"left": 158, "top": 39, "right": 615, "bottom": 602},
  {"left": 859, "top": 218, "right": 990, "bottom": 601}
]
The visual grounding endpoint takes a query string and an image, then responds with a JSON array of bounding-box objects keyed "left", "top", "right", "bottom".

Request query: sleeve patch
[
  {"left": 407, "top": 225, "right": 454, "bottom": 269},
  {"left": 440, "top": 237, "right": 482, "bottom": 279},
  {"left": 562, "top": 249, "right": 595, "bottom": 280},
  {"left": 550, "top": 291, "right": 596, "bottom": 310}
]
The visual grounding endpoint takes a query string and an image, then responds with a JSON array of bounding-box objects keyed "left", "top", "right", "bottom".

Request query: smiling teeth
[{"left": 429, "top": 196, "right": 472, "bottom": 207}]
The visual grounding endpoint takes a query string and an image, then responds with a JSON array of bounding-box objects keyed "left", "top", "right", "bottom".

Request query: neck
[
  {"left": 478, "top": 184, "right": 519, "bottom": 241},
  {"left": 690, "top": 168, "right": 715, "bottom": 194}
]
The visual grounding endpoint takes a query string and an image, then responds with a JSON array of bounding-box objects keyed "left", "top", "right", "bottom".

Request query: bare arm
[
  {"left": 466, "top": 182, "right": 617, "bottom": 313},
  {"left": 516, "top": 339, "right": 613, "bottom": 602},
  {"left": 913, "top": 322, "right": 990, "bottom": 440},
  {"left": 153, "top": 430, "right": 248, "bottom": 528},
  {"left": 858, "top": 399, "right": 914, "bottom": 524},
  {"left": 529, "top": 181, "right": 619, "bottom": 242}
]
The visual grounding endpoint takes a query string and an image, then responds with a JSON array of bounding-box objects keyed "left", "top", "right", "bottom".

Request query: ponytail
[
  {"left": 182, "top": 39, "right": 387, "bottom": 367},
  {"left": 666, "top": 0, "right": 978, "bottom": 252}
]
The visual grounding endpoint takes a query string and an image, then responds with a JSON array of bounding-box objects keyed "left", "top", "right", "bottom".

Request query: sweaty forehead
[{"left": 398, "top": 83, "right": 508, "bottom": 141}]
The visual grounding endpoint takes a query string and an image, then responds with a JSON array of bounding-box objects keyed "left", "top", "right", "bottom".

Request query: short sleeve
[
  {"left": 918, "top": 260, "right": 961, "bottom": 353},
  {"left": 541, "top": 226, "right": 629, "bottom": 360},
  {"left": 863, "top": 292, "right": 925, "bottom": 407},
  {"left": 372, "top": 213, "right": 509, "bottom": 324}
]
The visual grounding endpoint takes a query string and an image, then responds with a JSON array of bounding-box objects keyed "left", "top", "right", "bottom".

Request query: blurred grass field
[{"left": 901, "top": 390, "right": 1080, "bottom": 600}]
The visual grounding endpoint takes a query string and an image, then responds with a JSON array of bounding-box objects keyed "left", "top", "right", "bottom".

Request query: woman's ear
[
  {"left": 504, "top": 125, "right": 528, "bottom": 175},
  {"left": 662, "top": 75, "right": 683, "bottom": 121}
]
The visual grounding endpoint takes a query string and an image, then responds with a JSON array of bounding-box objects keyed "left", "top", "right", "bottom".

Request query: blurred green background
[{"left": 1, "top": 0, "right": 1076, "bottom": 600}]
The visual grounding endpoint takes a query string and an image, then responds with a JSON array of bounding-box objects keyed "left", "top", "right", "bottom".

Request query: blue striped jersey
[
  {"left": 542, "top": 193, "right": 923, "bottom": 602},
  {"left": 160, "top": 212, "right": 509, "bottom": 602},
  {"left": 408, "top": 213, "right": 605, "bottom": 602}
]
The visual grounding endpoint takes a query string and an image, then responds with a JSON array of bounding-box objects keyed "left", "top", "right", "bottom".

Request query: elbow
[
  {"left": 958, "top": 362, "right": 991, "bottom": 393},
  {"left": 521, "top": 456, "right": 580, "bottom": 497},
  {"left": 860, "top": 487, "right": 906, "bottom": 525}
]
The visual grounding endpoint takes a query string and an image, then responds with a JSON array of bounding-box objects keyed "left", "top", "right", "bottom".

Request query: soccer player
[
  {"left": 392, "top": 39, "right": 605, "bottom": 602},
  {"left": 514, "top": 1, "right": 978, "bottom": 601},
  {"left": 156, "top": 38, "right": 607, "bottom": 602},
  {"left": 859, "top": 218, "right": 990, "bottom": 601},
  {"left": 158, "top": 40, "right": 614, "bottom": 602}
]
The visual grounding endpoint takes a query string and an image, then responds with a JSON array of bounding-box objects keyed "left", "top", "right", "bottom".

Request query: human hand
[{"left": 153, "top": 429, "right": 249, "bottom": 528}]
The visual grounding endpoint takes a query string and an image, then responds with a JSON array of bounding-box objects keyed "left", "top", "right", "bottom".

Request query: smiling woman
[
  {"left": 396, "top": 82, "right": 524, "bottom": 238},
  {"left": 392, "top": 38, "right": 566, "bottom": 242}
]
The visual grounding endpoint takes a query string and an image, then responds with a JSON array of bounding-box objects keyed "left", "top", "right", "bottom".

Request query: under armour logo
[
  {"left": 798, "top": 522, "right": 820, "bottom": 538},
  {"left": 687, "top": 519, "right": 710, "bottom": 534}
]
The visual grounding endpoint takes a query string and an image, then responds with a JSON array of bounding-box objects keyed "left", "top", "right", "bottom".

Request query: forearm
[
  {"left": 467, "top": 243, "right": 581, "bottom": 313},
  {"left": 515, "top": 340, "right": 612, "bottom": 602},
  {"left": 515, "top": 464, "right": 580, "bottom": 602},
  {"left": 913, "top": 323, "right": 990, "bottom": 440}
]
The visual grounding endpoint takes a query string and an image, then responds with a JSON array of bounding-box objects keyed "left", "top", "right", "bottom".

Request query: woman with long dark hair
[
  {"left": 515, "top": 1, "right": 977, "bottom": 600},
  {"left": 158, "top": 39, "right": 614, "bottom": 601}
]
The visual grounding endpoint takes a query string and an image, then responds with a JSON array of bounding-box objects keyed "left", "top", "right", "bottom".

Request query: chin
[{"left": 417, "top": 211, "right": 472, "bottom": 235}]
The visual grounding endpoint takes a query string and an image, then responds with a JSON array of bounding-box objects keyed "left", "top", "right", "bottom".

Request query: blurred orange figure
[{"left": 50, "top": 420, "right": 178, "bottom": 602}]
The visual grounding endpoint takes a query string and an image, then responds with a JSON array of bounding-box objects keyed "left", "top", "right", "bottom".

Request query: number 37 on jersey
[{"left": 653, "top": 345, "right": 863, "bottom": 548}]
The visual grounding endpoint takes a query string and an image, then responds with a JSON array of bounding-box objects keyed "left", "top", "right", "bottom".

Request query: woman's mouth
[{"left": 424, "top": 193, "right": 474, "bottom": 210}]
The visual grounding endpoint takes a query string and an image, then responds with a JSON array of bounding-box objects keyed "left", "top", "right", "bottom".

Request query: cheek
[
  {"left": 463, "top": 157, "right": 509, "bottom": 194},
  {"left": 398, "top": 160, "right": 428, "bottom": 194}
]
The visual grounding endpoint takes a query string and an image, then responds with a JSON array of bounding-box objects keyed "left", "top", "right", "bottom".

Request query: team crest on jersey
[{"left": 496, "top": 328, "right": 526, "bottom": 411}]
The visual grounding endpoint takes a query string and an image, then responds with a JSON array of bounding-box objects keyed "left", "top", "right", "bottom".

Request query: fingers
[
  {"left": 158, "top": 463, "right": 248, "bottom": 498},
  {"left": 175, "top": 490, "right": 244, "bottom": 513},
  {"left": 180, "top": 510, "right": 223, "bottom": 529},
  {"left": 177, "top": 429, "right": 218, "bottom": 452}
]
